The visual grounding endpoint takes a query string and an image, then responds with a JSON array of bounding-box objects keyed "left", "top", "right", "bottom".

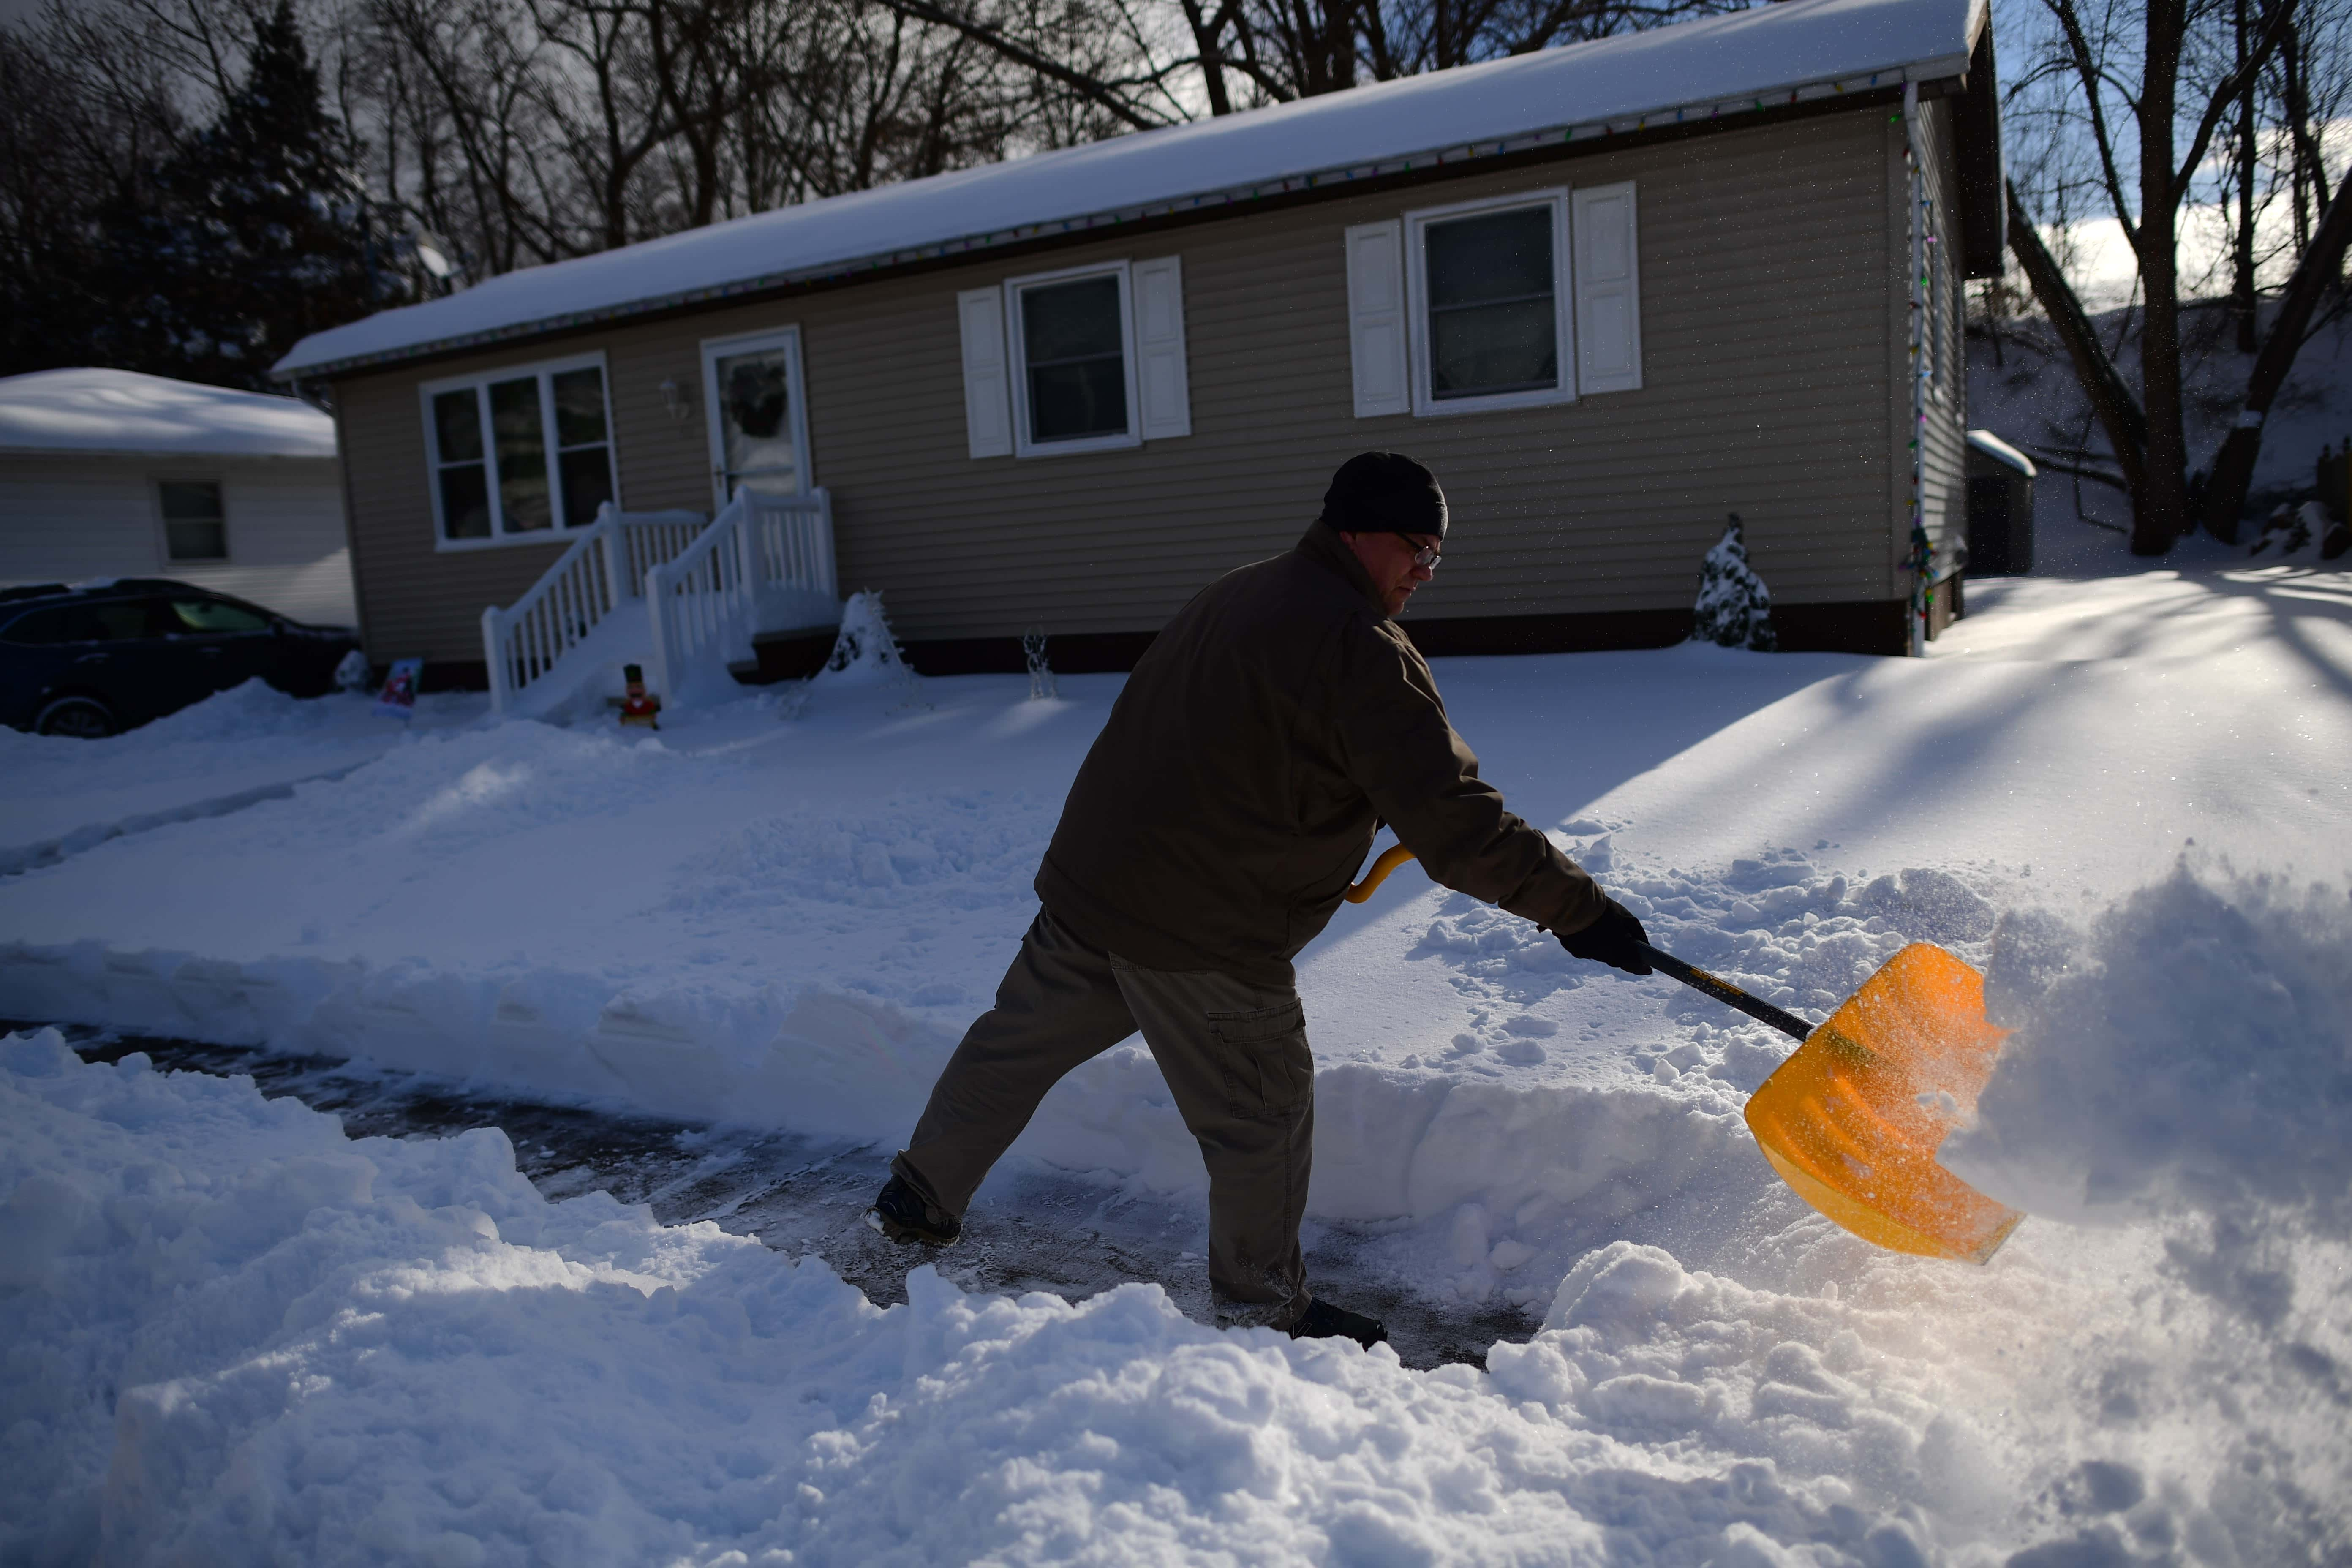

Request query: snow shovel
[{"left": 1346, "top": 847, "right": 2024, "bottom": 1264}]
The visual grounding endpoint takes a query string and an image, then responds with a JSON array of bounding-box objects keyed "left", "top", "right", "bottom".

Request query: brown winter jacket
[{"left": 1034, "top": 522, "right": 1607, "bottom": 985}]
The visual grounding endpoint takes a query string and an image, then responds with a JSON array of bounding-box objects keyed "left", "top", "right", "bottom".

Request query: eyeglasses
[{"left": 1394, "top": 534, "right": 1442, "bottom": 569}]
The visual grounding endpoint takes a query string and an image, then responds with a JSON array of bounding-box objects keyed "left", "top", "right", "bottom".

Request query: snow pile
[
  {"left": 16, "top": 1027, "right": 2349, "bottom": 1566},
  {"left": 136, "top": 677, "right": 352, "bottom": 743},
  {"left": 0, "top": 681, "right": 479, "bottom": 875},
  {"left": 1945, "top": 865, "right": 2352, "bottom": 1237},
  {"left": 1688, "top": 514, "right": 1777, "bottom": 652}
]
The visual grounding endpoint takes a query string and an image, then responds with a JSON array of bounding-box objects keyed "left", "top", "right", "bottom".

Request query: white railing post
[
  {"left": 481, "top": 604, "right": 509, "bottom": 713},
  {"left": 646, "top": 554, "right": 676, "bottom": 702},
  {"left": 596, "top": 504, "right": 622, "bottom": 615},
  {"left": 813, "top": 487, "right": 838, "bottom": 597}
]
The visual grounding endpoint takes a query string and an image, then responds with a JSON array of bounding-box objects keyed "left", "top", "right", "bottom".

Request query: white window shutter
[
  {"left": 1131, "top": 256, "right": 1191, "bottom": 441},
  {"left": 1572, "top": 182, "right": 1642, "bottom": 395},
  {"left": 958, "top": 286, "right": 1014, "bottom": 458},
  {"left": 1344, "top": 220, "right": 1410, "bottom": 418}
]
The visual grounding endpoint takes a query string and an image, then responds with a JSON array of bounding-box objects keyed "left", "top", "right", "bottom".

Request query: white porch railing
[
  {"left": 744, "top": 487, "right": 838, "bottom": 603},
  {"left": 646, "top": 488, "right": 836, "bottom": 705},
  {"left": 480, "top": 503, "right": 706, "bottom": 714}
]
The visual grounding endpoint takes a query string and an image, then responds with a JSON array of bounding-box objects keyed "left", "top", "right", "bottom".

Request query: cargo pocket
[{"left": 1211, "top": 999, "right": 1312, "bottom": 1120}]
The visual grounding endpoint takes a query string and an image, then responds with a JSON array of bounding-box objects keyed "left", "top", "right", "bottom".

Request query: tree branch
[
  {"left": 2006, "top": 178, "right": 2151, "bottom": 504},
  {"left": 2199, "top": 173, "right": 2352, "bottom": 534},
  {"left": 866, "top": 0, "right": 1166, "bottom": 129}
]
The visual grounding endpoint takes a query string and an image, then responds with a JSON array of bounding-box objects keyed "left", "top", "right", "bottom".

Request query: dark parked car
[{"left": 0, "top": 579, "right": 360, "bottom": 738}]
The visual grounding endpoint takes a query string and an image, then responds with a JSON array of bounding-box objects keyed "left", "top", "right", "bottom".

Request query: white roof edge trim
[{"left": 276, "top": 0, "right": 1978, "bottom": 382}]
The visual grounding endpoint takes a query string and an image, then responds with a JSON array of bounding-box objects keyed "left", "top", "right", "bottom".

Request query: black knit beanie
[{"left": 1319, "top": 452, "right": 1448, "bottom": 539}]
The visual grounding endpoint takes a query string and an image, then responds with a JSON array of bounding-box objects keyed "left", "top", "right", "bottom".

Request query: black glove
[{"left": 1558, "top": 898, "right": 1653, "bottom": 976}]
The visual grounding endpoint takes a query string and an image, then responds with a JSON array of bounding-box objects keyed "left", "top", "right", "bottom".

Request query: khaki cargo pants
[{"left": 893, "top": 908, "right": 1315, "bottom": 1330}]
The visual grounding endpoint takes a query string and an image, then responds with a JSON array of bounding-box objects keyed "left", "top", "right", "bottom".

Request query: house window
[
  {"left": 421, "top": 355, "right": 618, "bottom": 547},
  {"left": 1405, "top": 190, "right": 1574, "bottom": 416},
  {"left": 1005, "top": 263, "right": 1140, "bottom": 457},
  {"left": 1426, "top": 206, "right": 1558, "bottom": 398},
  {"left": 1021, "top": 275, "right": 1128, "bottom": 442},
  {"left": 957, "top": 258, "right": 1190, "bottom": 460},
  {"left": 159, "top": 481, "right": 228, "bottom": 561}
]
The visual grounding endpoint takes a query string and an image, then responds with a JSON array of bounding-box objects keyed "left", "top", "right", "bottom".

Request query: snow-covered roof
[
  {"left": 276, "top": 0, "right": 1984, "bottom": 382},
  {"left": 1966, "top": 428, "right": 2037, "bottom": 476},
  {"left": 0, "top": 368, "right": 337, "bottom": 459}
]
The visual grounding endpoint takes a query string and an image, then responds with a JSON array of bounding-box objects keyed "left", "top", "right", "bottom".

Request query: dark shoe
[
  {"left": 1288, "top": 1297, "right": 1388, "bottom": 1349},
  {"left": 868, "top": 1174, "right": 961, "bottom": 1245}
]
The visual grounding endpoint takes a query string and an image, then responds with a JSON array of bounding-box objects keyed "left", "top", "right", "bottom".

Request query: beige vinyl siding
[
  {"left": 1909, "top": 95, "right": 1971, "bottom": 582},
  {"left": 0, "top": 454, "right": 354, "bottom": 624},
  {"left": 335, "top": 107, "right": 1902, "bottom": 662}
]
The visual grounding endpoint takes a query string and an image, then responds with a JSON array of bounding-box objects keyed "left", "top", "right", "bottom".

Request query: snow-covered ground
[
  {"left": 0, "top": 683, "right": 483, "bottom": 874},
  {"left": 5, "top": 545, "right": 2350, "bottom": 1563}
]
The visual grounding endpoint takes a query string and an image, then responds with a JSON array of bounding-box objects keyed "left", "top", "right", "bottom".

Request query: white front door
[{"left": 701, "top": 326, "right": 812, "bottom": 507}]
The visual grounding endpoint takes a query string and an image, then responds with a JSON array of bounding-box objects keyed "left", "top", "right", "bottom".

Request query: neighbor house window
[
  {"left": 159, "top": 481, "right": 227, "bottom": 561},
  {"left": 420, "top": 355, "right": 617, "bottom": 547},
  {"left": 1403, "top": 190, "right": 1574, "bottom": 416}
]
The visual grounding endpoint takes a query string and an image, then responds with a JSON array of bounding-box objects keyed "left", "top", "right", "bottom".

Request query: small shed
[
  {"left": 0, "top": 369, "right": 357, "bottom": 626},
  {"left": 1964, "top": 428, "right": 2036, "bottom": 577}
]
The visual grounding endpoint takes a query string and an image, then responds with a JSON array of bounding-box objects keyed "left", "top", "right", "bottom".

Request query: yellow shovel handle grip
[{"left": 1345, "top": 844, "right": 1419, "bottom": 903}]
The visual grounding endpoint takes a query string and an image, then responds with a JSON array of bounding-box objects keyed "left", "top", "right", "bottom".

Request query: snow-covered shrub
[
  {"left": 332, "top": 649, "right": 373, "bottom": 692},
  {"left": 821, "top": 591, "right": 914, "bottom": 686},
  {"left": 1689, "top": 514, "right": 1776, "bottom": 652}
]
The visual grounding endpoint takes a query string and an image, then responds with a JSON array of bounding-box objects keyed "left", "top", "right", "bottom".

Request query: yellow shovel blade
[{"left": 1743, "top": 943, "right": 2023, "bottom": 1264}]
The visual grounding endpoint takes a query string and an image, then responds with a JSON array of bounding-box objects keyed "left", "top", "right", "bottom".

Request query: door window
[
  {"left": 1, "top": 606, "right": 93, "bottom": 645},
  {"left": 703, "top": 329, "right": 808, "bottom": 504},
  {"left": 90, "top": 600, "right": 172, "bottom": 640}
]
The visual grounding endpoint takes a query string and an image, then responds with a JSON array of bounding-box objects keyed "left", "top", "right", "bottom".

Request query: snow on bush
[
  {"left": 819, "top": 591, "right": 914, "bottom": 687},
  {"left": 1689, "top": 514, "right": 1776, "bottom": 653}
]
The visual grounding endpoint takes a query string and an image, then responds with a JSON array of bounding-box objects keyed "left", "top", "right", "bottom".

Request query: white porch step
[{"left": 483, "top": 494, "right": 841, "bottom": 720}]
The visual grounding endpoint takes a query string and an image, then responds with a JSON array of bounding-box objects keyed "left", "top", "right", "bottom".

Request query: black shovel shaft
[{"left": 1635, "top": 943, "right": 1814, "bottom": 1043}]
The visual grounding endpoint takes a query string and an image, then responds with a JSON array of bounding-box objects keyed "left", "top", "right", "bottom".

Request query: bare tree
[
  {"left": 0, "top": 1, "right": 193, "bottom": 371},
  {"left": 2001, "top": 0, "right": 2349, "bottom": 553}
]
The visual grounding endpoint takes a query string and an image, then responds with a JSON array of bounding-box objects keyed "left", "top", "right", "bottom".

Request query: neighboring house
[
  {"left": 275, "top": 0, "right": 1998, "bottom": 702},
  {"left": 0, "top": 369, "right": 357, "bottom": 627}
]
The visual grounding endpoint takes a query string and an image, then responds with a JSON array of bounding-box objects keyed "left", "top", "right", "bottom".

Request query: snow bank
[
  {"left": 0, "top": 681, "right": 482, "bottom": 873},
  {"left": 14, "top": 1029, "right": 2347, "bottom": 1565},
  {"left": 1945, "top": 864, "right": 2352, "bottom": 1237}
]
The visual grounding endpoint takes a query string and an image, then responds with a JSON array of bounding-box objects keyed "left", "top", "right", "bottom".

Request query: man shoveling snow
[{"left": 871, "top": 453, "right": 1653, "bottom": 1345}]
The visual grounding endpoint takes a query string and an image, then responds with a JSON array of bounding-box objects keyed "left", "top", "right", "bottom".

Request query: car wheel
[{"left": 35, "top": 695, "right": 117, "bottom": 739}]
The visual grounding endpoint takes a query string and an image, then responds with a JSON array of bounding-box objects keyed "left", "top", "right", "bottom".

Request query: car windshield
[{"left": 168, "top": 599, "right": 272, "bottom": 634}]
